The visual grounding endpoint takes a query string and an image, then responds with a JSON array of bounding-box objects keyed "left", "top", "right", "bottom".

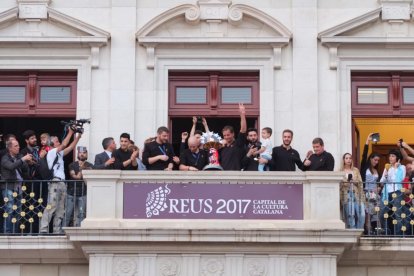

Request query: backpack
[{"left": 37, "top": 154, "right": 59, "bottom": 180}]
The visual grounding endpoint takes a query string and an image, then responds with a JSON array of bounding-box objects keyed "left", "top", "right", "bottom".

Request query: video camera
[{"left": 60, "top": 119, "right": 91, "bottom": 134}]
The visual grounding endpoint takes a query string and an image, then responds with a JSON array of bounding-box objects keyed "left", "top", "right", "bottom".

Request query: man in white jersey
[{"left": 40, "top": 127, "right": 81, "bottom": 234}]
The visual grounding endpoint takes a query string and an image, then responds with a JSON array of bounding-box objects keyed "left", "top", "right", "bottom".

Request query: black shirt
[
  {"left": 113, "top": 148, "right": 138, "bottom": 170},
  {"left": 268, "top": 146, "right": 304, "bottom": 171},
  {"left": 241, "top": 142, "right": 260, "bottom": 171},
  {"left": 219, "top": 132, "right": 246, "bottom": 171},
  {"left": 180, "top": 149, "right": 209, "bottom": 170},
  {"left": 68, "top": 161, "right": 93, "bottom": 196},
  {"left": 20, "top": 146, "right": 40, "bottom": 179},
  {"left": 142, "top": 141, "right": 174, "bottom": 170},
  {"left": 303, "top": 151, "right": 335, "bottom": 171}
]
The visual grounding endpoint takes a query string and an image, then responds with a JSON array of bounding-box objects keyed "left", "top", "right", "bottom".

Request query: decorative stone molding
[
  {"left": 199, "top": 0, "right": 231, "bottom": 21},
  {"left": 159, "top": 259, "right": 180, "bottom": 276},
  {"left": 201, "top": 258, "right": 225, "bottom": 276},
  {"left": 287, "top": 259, "right": 311, "bottom": 276},
  {"left": 247, "top": 260, "right": 267, "bottom": 276},
  {"left": 380, "top": 0, "right": 412, "bottom": 20},
  {"left": 0, "top": 4, "right": 110, "bottom": 69},
  {"left": 318, "top": 2, "right": 414, "bottom": 69},
  {"left": 114, "top": 257, "right": 138, "bottom": 276},
  {"left": 136, "top": 1, "right": 292, "bottom": 70}
]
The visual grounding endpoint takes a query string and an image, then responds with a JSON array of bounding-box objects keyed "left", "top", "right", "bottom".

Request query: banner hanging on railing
[{"left": 123, "top": 182, "right": 303, "bottom": 220}]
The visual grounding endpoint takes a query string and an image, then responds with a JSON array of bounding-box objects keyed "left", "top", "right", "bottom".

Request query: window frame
[{"left": 0, "top": 71, "right": 77, "bottom": 117}]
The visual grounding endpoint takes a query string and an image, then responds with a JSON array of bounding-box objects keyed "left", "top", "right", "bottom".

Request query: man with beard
[
  {"left": 113, "top": 133, "right": 138, "bottom": 170},
  {"left": 259, "top": 129, "right": 304, "bottom": 171},
  {"left": 241, "top": 128, "right": 262, "bottom": 171},
  {"left": 20, "top": 130, "right": 43, "bottom": 180},
  {"left": 219, "top": 103, "right": 247, "bottom": 171},
  {"left": 65, "top": 146, "right": 92, "bottom": 227},
  {"left": 142, "top": 126, "right": 175, "bottom": 170}
]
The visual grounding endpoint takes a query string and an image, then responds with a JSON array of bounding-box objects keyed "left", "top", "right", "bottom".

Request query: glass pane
[
  {"left": 357, "top": 88, "right": 388, "bottom": 104},
  {"left": 176, "top": 87, "right": 207, "bottom": 104},
  {"left": 40, "top": 86, "right": 71, "bottom": 103},
  {"left": 221, "top": 87, "right": 252, "bottom": 104},
  {"left": 403, "top": 87, "right": 414, "bottom": 104},
  {"left": 0, "top": 86, "right": 25, "bottom": 103}
]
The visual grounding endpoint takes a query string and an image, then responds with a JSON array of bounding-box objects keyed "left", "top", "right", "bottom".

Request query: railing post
[{"left": 82, "top": 170, "right": 121, "bottom": 227}]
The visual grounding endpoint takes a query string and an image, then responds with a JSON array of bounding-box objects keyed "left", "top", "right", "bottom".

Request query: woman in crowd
[
  {"left": 340, "top": 152, "right": 365, "bottom": 229},
  {"left": 360, "top": 133, "right": 382, "bottom": 234},
  {"left": 380, "top": 149, "right": 406, "bottom": 235}
]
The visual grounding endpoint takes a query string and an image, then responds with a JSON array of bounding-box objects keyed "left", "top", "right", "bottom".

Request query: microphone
[{"left": 385, "top": 163, "right": 391, "bottom": 170}]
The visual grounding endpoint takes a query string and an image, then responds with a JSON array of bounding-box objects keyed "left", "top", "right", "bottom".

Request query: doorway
[{"left": 170, "top": 117, "right": 257, "bottom": 155}]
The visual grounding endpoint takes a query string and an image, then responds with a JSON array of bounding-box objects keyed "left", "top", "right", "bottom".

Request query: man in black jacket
[
  {"left": 259, "top": 129, "right": 304, "bottom": 171},
  {"left": 142, "top": 127, "right": 175, "bottom": 170},
  {"left": 113, "top": 133, "right": 138, "bottom": 170},
  {"left": 179, "top": 136, "right": 209, "bottom": 171},
  {"left": 303, "top": 137, "right": 335, "bottom": 171},
  {"left": 219, "top": 103, "right": 247, "bottom": 171},
  {"left": 1, "top": 139, "right": 32, "bottom": 233}
]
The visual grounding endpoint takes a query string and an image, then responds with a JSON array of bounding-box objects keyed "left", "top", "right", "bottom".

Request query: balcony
[{"left": 0, "top": 171, "right": 412, "bottom": 276}]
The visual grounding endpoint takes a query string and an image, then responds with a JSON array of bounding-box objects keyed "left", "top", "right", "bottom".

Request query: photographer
[
  {"left": 113, "top": 133, "right": 138, "bottom": 170},
  {"left": 39, "top": 126, "right": 81, "bottom": 234}
]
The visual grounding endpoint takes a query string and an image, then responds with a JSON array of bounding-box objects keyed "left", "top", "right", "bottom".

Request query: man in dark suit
[
  {"left": 1, "top": 139, "right": 32, "bottom": 233},
  {"left": 93, "top": 137, "right": 116, "bottom": 169}
]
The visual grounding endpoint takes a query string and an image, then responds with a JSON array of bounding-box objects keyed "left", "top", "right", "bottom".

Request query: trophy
[{"left": 200, "top": 132, "right": 223, "bottom": 171}]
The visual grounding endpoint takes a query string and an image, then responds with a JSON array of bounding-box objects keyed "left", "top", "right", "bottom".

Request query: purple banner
[{"left": 123, "top": 182, "right": 303, "bottom": 220}]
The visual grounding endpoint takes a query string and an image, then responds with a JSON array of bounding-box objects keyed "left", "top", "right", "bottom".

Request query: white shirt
[
  {"left": 105, "top": 150, "right": 112, "bottom": 159},
  {"left": 47, "top": 147, "right": 65, "bottom": 180},
  {"left": 261, "top": 138, "right": 273, "bottom": 155}
]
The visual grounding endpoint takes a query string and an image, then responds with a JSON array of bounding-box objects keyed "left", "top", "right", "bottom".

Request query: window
[
  {"left": 169, "top": 71, "right": 259, "bottom": 116},
  {"left": 168, "top": 71, "right": 260, "bottom": 153},
  {"left": 0, "top": 71, "right": 77, "bottom": 117},
  {"left": 351, "top": 72, "right": 414, "bottom": 116},
  {"left": 402, "top": 88, "right": 414, "bottom": 104}
]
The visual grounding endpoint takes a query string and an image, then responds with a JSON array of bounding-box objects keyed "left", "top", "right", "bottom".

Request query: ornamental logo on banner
[
  {"left": 145, "top": 184, "right": 171, "bottom": 218},
  {"left": 124, "top": 182, "right": 303, "bottom": 220}
]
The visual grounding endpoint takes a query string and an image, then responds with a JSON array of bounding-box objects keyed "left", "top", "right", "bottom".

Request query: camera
[
  {"left": 197, "top": 116, "right": 203, "bottom": 124},
  {"left": 251, "top": 141, "right": 262, "bottom": 150},
  {"left": 61, "top": 119, "right": 91, "bottom": 134},
  {"left": 371, "top": 133, "right": 380, "bottom": 143},
  {"left": 399, "top": 138, "right": 404, "bottom": 148}
]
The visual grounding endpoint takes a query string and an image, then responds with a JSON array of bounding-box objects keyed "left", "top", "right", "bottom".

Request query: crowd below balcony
[{"left": 0, "top": 104, "right": 413, "bottom": 235}]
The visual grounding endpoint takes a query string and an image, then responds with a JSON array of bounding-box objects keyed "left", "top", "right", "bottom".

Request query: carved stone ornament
[
  {"left": 380, "top": 0, "right": 412, "bottom": 21},
  {"left": 159, "top": 259, "right": 180, "bottom": 276},
  {"left": 17, "top": 0, "right": 51, "bottom": 19},
  {"left": 248, "top": 260, "right": 267, "bottom": 276},
  {"left": 287, "top": 259, "right": 311, "bottom": 276},
  {"left": 201, "top": 258, "right": 225, "bottom": 276},
  {"left": 114, "top": 257, "right": 138, "bottom": 276}
]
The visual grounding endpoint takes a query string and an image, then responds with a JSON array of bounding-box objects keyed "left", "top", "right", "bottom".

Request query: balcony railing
[
  {"left": 0, "top": 180, "right": 85, "bottom": 235},
  {"left": 342, "top": 181, "right": 414, "bottom": 237},
  {"left": 2, "top": 173, "right": 412, "bottom": 238}
]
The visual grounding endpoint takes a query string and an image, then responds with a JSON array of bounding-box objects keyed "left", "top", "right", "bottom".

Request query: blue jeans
[
  {"left": 258, "top": 153, "right": 271, "bottom": 171},
  {"left": 343, "top": 191, "right": 365, "bottom": 229},
  {"left": 64, "top": 194, "right": 86, "bottom": 227}
]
